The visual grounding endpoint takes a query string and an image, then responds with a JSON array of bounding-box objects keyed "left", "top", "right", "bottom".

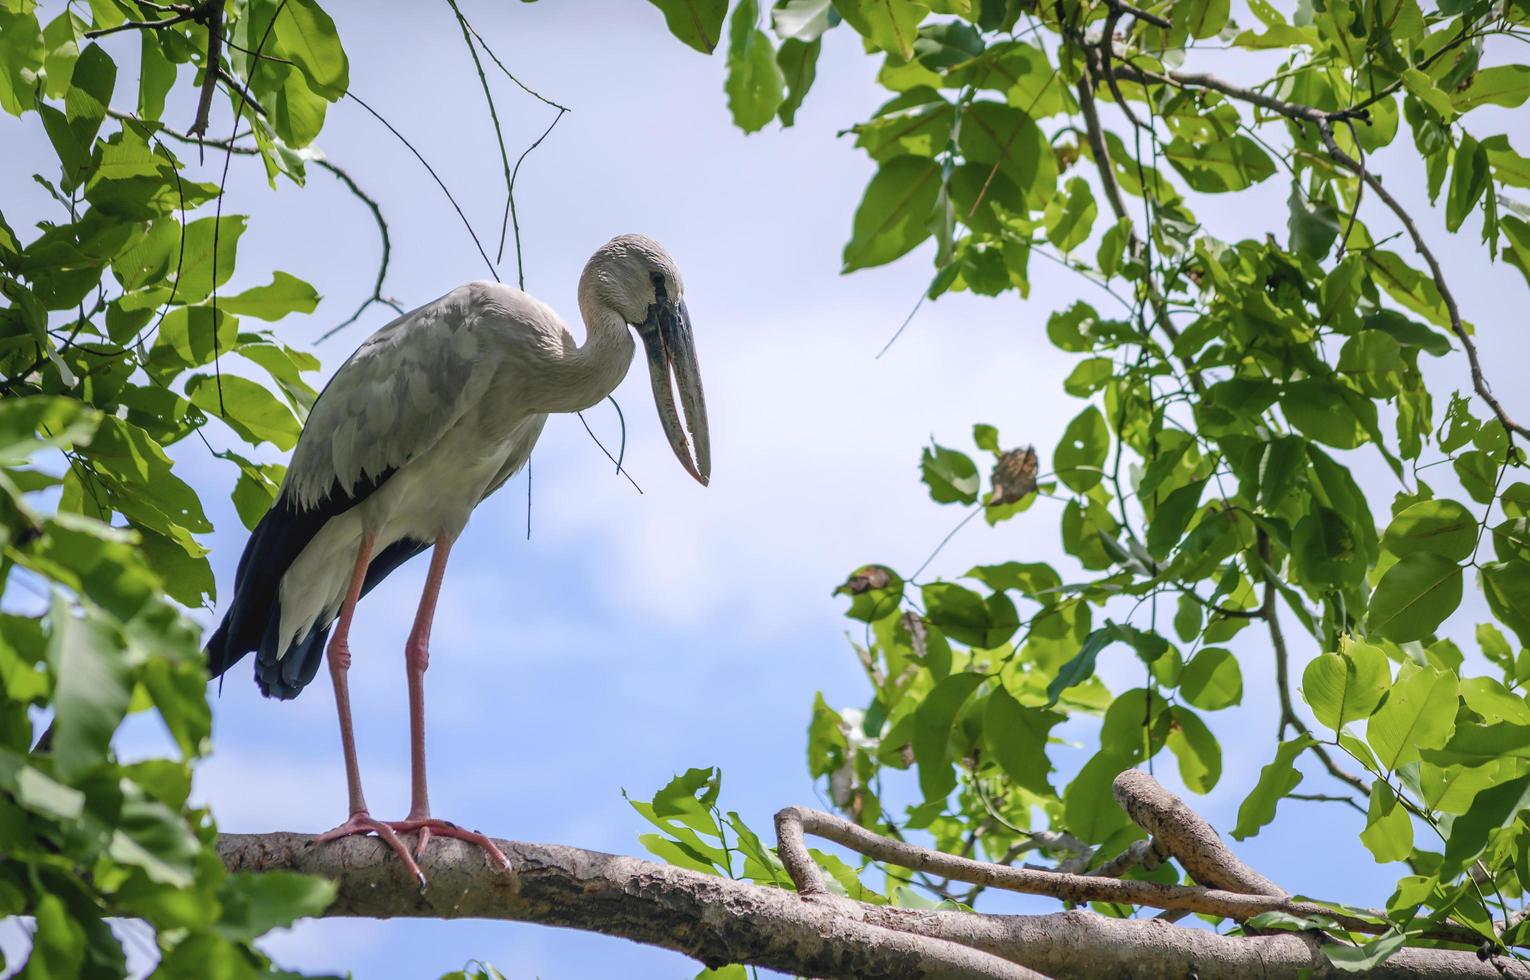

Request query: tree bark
[{"left": 218, "top": 829, "right": 1525, "bottom": 979}]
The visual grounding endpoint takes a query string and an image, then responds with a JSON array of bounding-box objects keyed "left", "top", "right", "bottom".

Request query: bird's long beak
[{"left": 637, "top": 297, "right": 710, "bottom": 485}]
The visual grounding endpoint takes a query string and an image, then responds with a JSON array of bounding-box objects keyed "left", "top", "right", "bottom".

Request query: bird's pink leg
[
  {"left": 386, "top": 533, "right": 512, "bottom": 873},
  {"left": 312, "top": 532, "right": 426, "bottom": 886}
]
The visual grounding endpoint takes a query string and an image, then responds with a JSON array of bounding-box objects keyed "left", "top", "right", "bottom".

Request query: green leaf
[
  {"left": 1172, "top": 0, "right": 1230, "bottom": 38},
  {"left": 776, "top": 37, "right": 820, "bottom": 126},
  {"left": 217, "top": 871, "right": 337, "bottom": 941},
  {"left": 170, "top": 216, "right": 248, "bottom": 305},
  {"left": 833, "top": 0, "right": 927, "bottom": 59},
  {"left": 47, "top": 600, "right": 132, "bottom": 782},
  {"left": 1366, "top": 552, "right": 1463, "bottom": 642},
  {"left": 983, "top": 688, "right": 1063, "bottom": 795},
  {"left": 648, "top": 0, "right": 728, "bottom": 53},
  {"left": 1163, "top": 135, "right": 1275, "bottom": 192},
  {"left": 1054, "top": 405, "right": 1108, "bottom": 492},
  {"left": 185, "top": 374, "right": 302, "bottom": 450},
  {"left": 0, "top": 396, "right": 100, "bottom": 464},
  {"left": 921, "top": 443, "right": 979, "bottom": 504},
  {"left": 923, "top": 582, "right": 1017, "bottom": 648},
  {"left": 1043, "top": 176, "right": 1096, "bottom": 252},
  {"left": 1301, "top": 642, "right": 1389, "bottom": 732},
  {"left": 1293, "top": 506, "right": 1365, "bottom": 588},
  {"left": 956, "top": 102, "right": 1055, "bottom": 208},
  {"left": 1367, "top": 664, "right": 1458, "bottom": 770},
  {"left": 1446, "top": 134, "right": 1490, "bottom": 233},
  {"left": 1180, "top": 647, "right": 1242, "bottom": 710},
  {"left": 1453, "top": 65, "right": 1530, "bottom": 113},
  {"left": 1425, "top": 720, "right": 1530, "bottom": 767},
  {"left": 1382, "top": 499, "right": 1477, "bottom": 561},
  {"left": 1047, "top": 627, "right": 1111, "bottom": 706},
  {"left": 217, "top": 271, "right": 319, "bottom": 321},
  {"left": 1166, "top": 705, "right": 1221, "bottom": 793},
  {"left": 1323, "top": 931, "right": 1408, "bottom": 972},
  {"left": 0, "top": 8, "right": 44, "bottom": 116},
  {"left": 726, "top": 0, "right": 786, "bottom": 134},
  {"left": 913, "top": 671, "right": 983, "bottom": 801},
  {"left": 1359, "top": 781, "right": 1412, "bottom": 863},
  {"left": 1232, "top": 734, "right": 1313, "bottom": 840},
  {"left": 842, "top": 155, "right": 940, "bottom": 271},
  {"left": 1482, "top": 560, "right": 1530, "bottom": 651},
  {"left": 108, "top": 791, "right": 200, "bottom": 887},
  {"left": 1442, "top": 773, "right": 1530, "bottom": 874},
  {"left": 1062, "top": 750, "right": 1134, "bottom": 844},
  {"left": 1287, "top": 183, "right": 1341, "bottom": 259},
  {"left": 271, "top": 0, "right": 349, "bottom": 100}
]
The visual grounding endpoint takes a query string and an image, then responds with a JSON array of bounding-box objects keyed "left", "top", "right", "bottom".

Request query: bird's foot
[
  {"left": 313, "top": 812, "right": 427, "bottom": 889},
  {"left": 388, "top": 816, "right": 513, "bottom": 874}
]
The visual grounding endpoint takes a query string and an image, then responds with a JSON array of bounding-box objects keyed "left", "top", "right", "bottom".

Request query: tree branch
[
  {"left": 1087, "top": 50, "right": 1527, "bottom": 441},
  {"left": 1318, "top": 123, "right": 1529, "bottom": 440},
  {"left": 218, "top": 821, "right": 1528, "bottom": 979}
]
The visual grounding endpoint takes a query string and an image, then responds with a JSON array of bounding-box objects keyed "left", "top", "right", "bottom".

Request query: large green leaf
[
  {"left": 1179, "top": 647, "right": 1242, "bottom": 710},
  {"left": 1366, "top": 664, "right": 1457, "bottom": 770},
  {"left": 648, "top": 0, "right": 728, "bottom": 53},
  {"left": 47, "top": 600, "right": 132, "bottom": 782},
  {"left": 217, "top": 271, "right": 319, "bottom": 321},
  {"left": 726, "top": 0, "right": 785, "bottom": 133},
  {"left": 1054, "top": 405, "right": 1108, "bottom": 492},
  {"left": 842, "top": 155, "right": 940, "bottom": 271},
  {"left": 1366, "top": 552, "right": 1463, "bottom": 642},
  {"left": 983, "top": 688, "right": 1062, "bottom": 795},
  {"left": 1482, "top": 561, "right": 1530, "bottom": 651},
  {"left": 912, "top": 672, "right": 984, "bottom": 801},
  {"left": 1166, "top": 705, "right": 1221, "bottom": 793},
  {"left": 833, "top": 0, "right": 927, "bottom": 59},
  {"left": 271, "top": 0, "right": 349, "bottom": 100},
  {"left": 1382, "top": 499, "right": 1478, "bottom": 561},
  {"left": 1164, "top": 135, "right": 1276, "bottom": 192},
  {"left": 1301, "top": 642, "right": 1389, "bottom": 732},
  {"left": 216, "top": 871, "right": 338, "bottom": 941},
  {"left": 185, "top": 374, "right": 302, "bottom": 450}
]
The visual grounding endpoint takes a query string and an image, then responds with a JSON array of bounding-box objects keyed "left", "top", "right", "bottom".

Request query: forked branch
[{"left": 221, "top": 772, "right": 1521, "bottom": 979}]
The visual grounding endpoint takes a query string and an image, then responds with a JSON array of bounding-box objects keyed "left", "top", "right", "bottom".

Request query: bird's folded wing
[{"left": 282, "top": 286, "right": 501, "bottom": 512}]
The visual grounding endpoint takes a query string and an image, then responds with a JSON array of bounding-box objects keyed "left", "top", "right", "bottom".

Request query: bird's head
[{"left": 584, "top": 234, "right": 710, "bottom": 486}]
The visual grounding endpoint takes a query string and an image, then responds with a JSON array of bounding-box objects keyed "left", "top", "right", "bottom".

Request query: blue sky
[{"left": 3, "top": 1, "right": 1528, "bottom": 977}]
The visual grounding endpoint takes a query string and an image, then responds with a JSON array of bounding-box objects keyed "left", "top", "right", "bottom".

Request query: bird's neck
[{"left": 541, "top": 296, "right": 635, "bottom": 414}]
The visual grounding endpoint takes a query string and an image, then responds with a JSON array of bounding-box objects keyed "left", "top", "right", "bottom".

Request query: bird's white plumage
[
  {"left": 269, "top": 277, "right": 633, "bottom": 656},
  {"left": 233, "top": 235, "right": 702, "bottom": 666}
]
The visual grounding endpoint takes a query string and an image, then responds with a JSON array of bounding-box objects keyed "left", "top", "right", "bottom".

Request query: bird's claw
[
  {"left": 314, "top": 812, "right": 427, "bottom": 885},
  {"left": 313, "top": 814, "right": 513, "bottom": 883}
]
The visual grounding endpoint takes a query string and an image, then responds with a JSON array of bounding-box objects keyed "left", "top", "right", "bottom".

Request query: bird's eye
[{"left": 650, "top": 271, "right": 666, "bottom": 300}]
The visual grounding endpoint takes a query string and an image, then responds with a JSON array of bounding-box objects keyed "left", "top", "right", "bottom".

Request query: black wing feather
[{"left": 205, "top": 468, "right": 396, "bottom": 693}]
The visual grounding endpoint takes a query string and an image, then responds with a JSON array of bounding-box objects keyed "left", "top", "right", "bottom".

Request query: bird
[{"left": 204, "top": 234, "right": 709, "bottom": 884}]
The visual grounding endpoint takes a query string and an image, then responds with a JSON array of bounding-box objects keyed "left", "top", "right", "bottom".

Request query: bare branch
[
  {"left": 1112, "top": 769, "right": 1285, "bottom": 897},
  {"left": 776, "top": 803, "right": 1403, "bottom": 937},
  {"left": 218, "top": 829, "right": 1530, "bottom": 979},
  {"left": 187, "top": 1, "right": 224, "bottom": 141}
]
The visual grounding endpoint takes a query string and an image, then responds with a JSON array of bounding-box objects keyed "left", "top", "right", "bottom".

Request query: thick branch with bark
[{"left": 219, "top": 772, "right": 1523, "bottom": 979}]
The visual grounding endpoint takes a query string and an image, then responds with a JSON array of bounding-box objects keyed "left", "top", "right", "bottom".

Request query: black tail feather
[{"left": 205, "top": 470, "right": 398, "bottom": 698}]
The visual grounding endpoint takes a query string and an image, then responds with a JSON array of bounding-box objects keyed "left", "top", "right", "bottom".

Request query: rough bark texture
[
  {"left": 1112, "top": 768, "right": 1287, "bottom": 897},
  {"left": 218, "top": 828, "right": 1526, "bottom": 979}
]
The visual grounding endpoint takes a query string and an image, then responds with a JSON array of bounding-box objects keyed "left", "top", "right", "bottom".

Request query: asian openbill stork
[{"left": 205, "top": 235, "right": 709, "bottom": 884}]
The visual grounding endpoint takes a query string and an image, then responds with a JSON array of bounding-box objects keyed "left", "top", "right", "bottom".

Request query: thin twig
[
  {"left": 507, "top": 107, "right": 567, "bottom": 290},
  {"left": 444, "top": 0, "right": 516, "bottom": 264},
  {"left": 345, "top": 90, "right": 500, "bottom": 282},
  {"left": 1319, "top": 123, "right": 1528, "bottom": 441}
]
